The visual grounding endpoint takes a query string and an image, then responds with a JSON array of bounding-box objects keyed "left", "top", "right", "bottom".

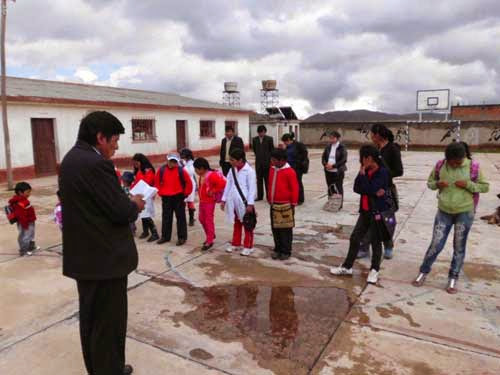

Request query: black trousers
[
  {"left": 294, "top": 168, "right": 304, "bottom": 204},
  {"left": 343, "top": 211, "right": 383, "bottom": 271},
  {"left": 161, "top": 194, "right": 187, "bottom": 241},
  {"left": 324, "top": 171, "right": 344, "bottom": 197},
  {"left": 221, "top": 162, "right": 231, "bottom": 177},
  {"left": 256, "top": 165, "right": 270, "bottom": 200},
  {"left": 77, "top": 277, "right": 128, "bottom": 375}
]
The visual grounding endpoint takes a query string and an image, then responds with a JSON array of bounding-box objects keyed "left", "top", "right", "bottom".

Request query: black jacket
[
  {"left": 219, "top": 136, "right": 244, "bottom": 166},
  {"left": 380, "top": 142, "right": 403, "bottom": 184},
  {"left": 59, "top": 140, "right": 139, "bottom": 280},
  {"left": 287, "top": 141, "right": 309, "bottom": 173},
  {"left": 321, "top": 143, "right": 348, "bottom": 173},
  {"left": 353, "top": 166, "right": 390, "bottom": 213},
  {"left": 252, "top": 135, "right": 274, "bottom": 169}
]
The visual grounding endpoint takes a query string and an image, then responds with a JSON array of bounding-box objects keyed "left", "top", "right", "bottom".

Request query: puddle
[
  {"left": 152, "top": 278, "right": 352, "bottom": 375},
  {"left": 310, "top": 224, "right": 354, "bottom": 240}
]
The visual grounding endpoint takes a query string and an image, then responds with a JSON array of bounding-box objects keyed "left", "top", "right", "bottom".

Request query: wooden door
[
  {"left": 176, "top": 120, "right": 187, "bottom": 151},
  {"left": 31, "top": 118, "right": 57, "bottom": 176}
]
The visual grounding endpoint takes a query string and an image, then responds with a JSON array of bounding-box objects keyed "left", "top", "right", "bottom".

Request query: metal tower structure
[
  {"left": 222, "top": 82, "right": 240, "bottom": 107},
  {"left": 260, "top": 80, "right": 279, "bottom": 113}
]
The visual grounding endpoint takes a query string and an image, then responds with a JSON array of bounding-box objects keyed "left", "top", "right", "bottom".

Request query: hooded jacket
[{"left": 9, "top": 195, "right": 36, "bottom": 229}]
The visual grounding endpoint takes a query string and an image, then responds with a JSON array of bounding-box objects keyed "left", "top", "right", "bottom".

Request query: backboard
[{"left": 416, "top": 89, "right": 450, "bottom": 111}]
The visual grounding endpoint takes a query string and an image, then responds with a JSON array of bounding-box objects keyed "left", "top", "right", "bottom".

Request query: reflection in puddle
[{"left": 153, "top": 278, "right": 352, "bottom": 374}]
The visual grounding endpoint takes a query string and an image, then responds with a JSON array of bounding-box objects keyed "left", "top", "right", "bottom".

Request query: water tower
[
  {"left": 222, "top": 82, "right": 240, "bottom": 107},
  {"left": 260, "top": 80, "right": 279, "bottom": 113}
]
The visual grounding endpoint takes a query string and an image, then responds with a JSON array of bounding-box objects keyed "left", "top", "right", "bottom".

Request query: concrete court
[{"left": 0, "top": 150, "right": 499, "bottom": 375}]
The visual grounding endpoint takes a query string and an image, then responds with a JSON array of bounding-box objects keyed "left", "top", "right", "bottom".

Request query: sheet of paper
[{"left": 129, "top": 179, "right": 158, "bottom": 201}]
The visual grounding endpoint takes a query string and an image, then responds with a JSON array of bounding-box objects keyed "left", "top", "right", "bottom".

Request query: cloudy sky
[{"left": 6, "top": 0, "right": 500, "bottom": 118}]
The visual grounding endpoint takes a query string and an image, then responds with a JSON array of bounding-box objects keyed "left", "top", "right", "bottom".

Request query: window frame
[
  {"left": 131, "top": 117, "right": 157, "bottom": 143},
  {"left": 199, "top": 119, "right": 216, "bottom": 138}
]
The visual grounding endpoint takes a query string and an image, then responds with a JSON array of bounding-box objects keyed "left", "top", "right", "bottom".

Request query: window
[
  {"left": 225, "top": 120, "right": 238, "bottom": 134},
  {"left": 200, "top": 120, "right": 216, "bottom": 138},
  {"left": 132, "top": 118, "right": 156, "bottom": 142}
]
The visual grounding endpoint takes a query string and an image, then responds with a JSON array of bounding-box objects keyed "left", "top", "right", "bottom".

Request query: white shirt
[
  {"left": 221, "top": 162, "right": 257, "bottom": 223},
  {"left": 327, "top": 142, "right": 339, "bottom": 172}
]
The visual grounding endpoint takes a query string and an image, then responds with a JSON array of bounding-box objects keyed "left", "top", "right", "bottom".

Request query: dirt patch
[
  {"left": 150, "top": 278, "right": 352, "bottom": 375},
  {"left": 463, "top": 263, "right": 500, "bottom": 282},
  {"left": 375, "top": 304, "right": 421, "bottom": 328},
  {"left": 310, "top": 224, "right": 354, "bottom": 240}
]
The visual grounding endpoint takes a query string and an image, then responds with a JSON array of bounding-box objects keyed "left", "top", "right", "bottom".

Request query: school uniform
[
  {"left": 198, "top": 171, "right": 226, "bottom": 245},
  {"left": 132, "top": 168, "right": 158, "bottom": 239}
]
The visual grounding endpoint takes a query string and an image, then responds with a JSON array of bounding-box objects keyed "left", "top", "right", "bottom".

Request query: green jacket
[{"left": 427, "top": 158, "right": 489, "bottom": 214}]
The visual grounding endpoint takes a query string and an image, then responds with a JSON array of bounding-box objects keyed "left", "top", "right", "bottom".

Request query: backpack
[
  {"left": 434, "top": 159, "right": 480, "bottom": 211},
  {"left": 4, "top": 204, "right": 17, "bottom": 224},
  {"left": 207, "top": 170, "right": 225, "bottom": 203},
  {"left": 159, "top": 165, "right": 186, "bottom": 190}
]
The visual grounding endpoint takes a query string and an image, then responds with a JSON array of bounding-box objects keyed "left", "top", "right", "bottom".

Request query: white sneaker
[
  {"left": 367, "top": 269, "right": 379, "bottom": 284},
  {"left": 330, "top": 266, "right": 353, "bottom": 276},
  {"left": 240, "top": 248, "right": 254, "bottom": 256},
  {"left": 226, "top": 245, "right": 241, "bottom": 253},
  {"left": 25, "top": 251, "right": 33, "bottom": 256}
]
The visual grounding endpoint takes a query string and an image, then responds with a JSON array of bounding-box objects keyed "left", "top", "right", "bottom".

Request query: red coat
[
  {"left": 267, "top": 164, "right": 299, "bottom": 205},
  {"left": 132, "top": 168, "right": 155, "bottom": 188},
  {"left": 198, "top": 171, "right": 226, "bottom": 203},
  {"left": 9, "top": 195, "right": 36, "bottom": 229},
  {"left": 154, "top": 166, "right": 193, "bottom": 197}
]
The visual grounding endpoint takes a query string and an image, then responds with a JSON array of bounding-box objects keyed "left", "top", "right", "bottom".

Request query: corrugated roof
[{"left": 6, "top": 76, "right": 251, "bottom": 113}]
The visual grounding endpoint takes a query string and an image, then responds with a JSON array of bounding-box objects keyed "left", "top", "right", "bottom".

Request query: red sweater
[
  {"left": 132, "top": 168, "right": 155, "bottom": 188},
  {"left": 267, "top": 165, "right": 299, "bottom": 205},
  {"left": 198, "top": 171, "right": 226, "bottom": 203},
  {"left": 154, "top": 166, "right": 193, "bottom": 197},
  {"left": 9, "top": 195, "right": 36, "bottom": 229}
]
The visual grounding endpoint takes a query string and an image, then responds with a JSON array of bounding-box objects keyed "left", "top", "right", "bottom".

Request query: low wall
[{"left": 300, "top": 121, "right": 500, "bottom": 149}]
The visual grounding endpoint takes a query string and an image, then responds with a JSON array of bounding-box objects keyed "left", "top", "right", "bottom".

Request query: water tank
[
  {"left": 262, "top": 80, "right": 277, "bottom": 91},
  {"left": 224, "top": 82, "right": 238, "bottom": 92}
]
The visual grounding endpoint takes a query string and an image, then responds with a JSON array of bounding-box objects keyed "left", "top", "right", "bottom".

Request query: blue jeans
[{"left": 419, "top": 209, "right": 474, "bottom": 279}]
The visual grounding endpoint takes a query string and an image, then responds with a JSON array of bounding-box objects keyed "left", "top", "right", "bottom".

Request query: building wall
[
  {"left": 0, "top": 103, "right": 249, "bottom": 180},
  {"left": 300, "top": 121, "right": 500, "bottom": 149},
  {"left": 451, "top": 105, "right": 500, "bottom": 121}
]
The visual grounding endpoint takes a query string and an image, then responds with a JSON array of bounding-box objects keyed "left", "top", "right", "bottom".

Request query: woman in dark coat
[{"left": 321, "top": 130, "right": 348, "bottom": 208}]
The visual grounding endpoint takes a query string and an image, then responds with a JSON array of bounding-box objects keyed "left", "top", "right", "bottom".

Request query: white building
[
  {"left": 249, "top": 107, "right": 301, "bottom": 146},
  {"left": 0, "top": 77, "right": 251, "bottom": 181}
]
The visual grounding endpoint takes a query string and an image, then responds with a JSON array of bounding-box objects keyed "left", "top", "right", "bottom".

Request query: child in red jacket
[
  {"left": 9, "top": 182, "right": 40, "bottom": 256},
  {"left": 268, "top": 149, "right": 299, "bottom": 260}
]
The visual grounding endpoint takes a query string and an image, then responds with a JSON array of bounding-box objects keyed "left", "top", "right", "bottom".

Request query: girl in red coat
[
  {"left": 132, "top": 153, "right": 159, "bottom": 242},
  {"left": 193, "top": 157, "right": 226, "bottom": 251},
  {"left": 268, "top": 149, "right": 299, "bottom": 260},
  {"left": 8, "top": 182, "right": 40, "bottom": 256}
]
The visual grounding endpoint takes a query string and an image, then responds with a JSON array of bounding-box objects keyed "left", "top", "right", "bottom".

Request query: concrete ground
[{"left": 0, "top": 150, "right": 499, "bottom": 375}]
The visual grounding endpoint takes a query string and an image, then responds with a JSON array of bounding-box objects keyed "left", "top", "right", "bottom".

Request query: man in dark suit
[
  {"left": 219, "top": 124, "right": 244, "bottom": 176},
  {"left": 59, "top": 111, "right": 145, "bottom": 375},
  {"left": 252, "top": 125, "right": 274, "bottom": 201}
]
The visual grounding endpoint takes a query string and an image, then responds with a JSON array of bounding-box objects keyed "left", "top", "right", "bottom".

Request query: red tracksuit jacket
[{"left": 267, "top": 164, "right": 299, "bottom": 205}]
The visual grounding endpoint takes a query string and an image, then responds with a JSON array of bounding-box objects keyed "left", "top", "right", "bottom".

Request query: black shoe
[
  {"left": 123, "top": 364, "right": 134, "bottom": 375},
  {"left": 201, "top": 243, "right": 213, "bottom": 251},
  {"left": 278, "top": 253, "right": 291, "bottom": 260},
  {"left": 139, "top": 232, "right": 149, "bottom": 239},
  {"left": 148, "top": 233, "right": 159, "bottom": 242},
  {"left": 271, "top": 252, "right": 280, "bottom": 260},
  {"left": 157, "top": 238, "right": 169, "bottom": 244},
  {"left": 176, "top": 238, "right": 186, "bottom": 246},
  {"left": 189, "top": 218, "right": 195, "bottom": 227}
]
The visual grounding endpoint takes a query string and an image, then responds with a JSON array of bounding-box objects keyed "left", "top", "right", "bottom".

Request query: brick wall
[{"left": 451, "top": 105, "right": 500, "bottom": 120}]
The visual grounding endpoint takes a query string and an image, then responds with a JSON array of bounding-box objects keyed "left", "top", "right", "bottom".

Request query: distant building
[
  {"left": 0, "top": 77, "right": 251, "bottom": 182},
  {"left": 249, "top": 106, "right": 300, "bottom": 146}
]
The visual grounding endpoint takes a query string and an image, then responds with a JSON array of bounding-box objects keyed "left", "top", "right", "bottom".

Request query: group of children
[{"left": 6, "top": 140, "right": 490, "bottom": 294}]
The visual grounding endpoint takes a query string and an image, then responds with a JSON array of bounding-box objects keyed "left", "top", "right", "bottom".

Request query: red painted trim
[{"left": 7, "top": 95, "right": 253, "bottom": 115}]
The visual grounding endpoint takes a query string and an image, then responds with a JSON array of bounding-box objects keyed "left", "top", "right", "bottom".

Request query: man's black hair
[
  {"left": 445, "top": 142, "right": 466, "bottom": 161},
  {"left": 271, "top": 148, "right": 287, "bottom": 161},
  {"left": 329, "top": 130, "right": 341, "bottom": 139},
  {"left": 180, "top": 148, "right": 194, "bottom": 161},
  {"left": 225, "top": 125, "right": 234, "bottom": 132},
  {"left": 77, "top": 111, "right": 125, "bottom": 146},
  {"left": 359, "top": 144, "right": 383, "bottom": 165},
  {"left": 229, "top": 148, "right": 246, "bottom": 161},
  {"left": 371, "top": 123, "right": 394, "bottom": 143},
  {"left": 281, "top": 133, "right": 294, "bottom": 142},
  {"left": 257, "top": 125, "right": 267, "bottom": 133},
  {"left": 193, "top": 157, "right": 213, "bottom": 171},
  {"left": 14, "top": 181, "right": 32, "bottom": 194}
]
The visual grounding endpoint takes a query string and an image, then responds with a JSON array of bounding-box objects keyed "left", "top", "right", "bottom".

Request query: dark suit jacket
[
  {"left": 59, "top": 140, "right": 139, "bottom": 280},
  {"left": 252, "top": 135, "right": 274, "bottom": 169},
  {"left": 321, "top": 143, "right": 348, "bottom": 173},
  {"left": 219, "top": 136, "right": 244, "bottom": 167}
]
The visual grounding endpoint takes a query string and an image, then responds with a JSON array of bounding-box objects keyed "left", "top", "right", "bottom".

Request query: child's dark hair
[
  {"left": 229, "top": 148, "right": 246, "bottom": 161},
  {"left": 459, "top": 141, "right": 472, "bottom": 160},
  {"left": 359, "top": 144, "right": 383, "bottom": 165},
  {"left": 271, "top": 148, "right": 287, "bottom": 161},
  {"left": 77, "top": 111, "right": 125, "bottom": 146},
  {"left": 281, "top": 132, "right": 295, "bottom": 142},
  {"left": 257, "top": 125, "right": 267, "bottom": 133},
  {"left": 180, "top": 148, "right": 194, "bottom": 161},
  {"left": 121, "top": 171, "right": 135, "bottom": 185},
  {"left": 193, "top": 157, "right": 214, "bottom": 171},
  {"left": 132, "top": 153, "right": 155, "bottom": 174},
  {"left": 15, "top": 182, "right": 31, "bottom": 194},
  {"left": 371, "top": 123, "right": 394, "bottom": 143},
  {"left": 445, "top": 142, "right": 466, "bottom": 161}
]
